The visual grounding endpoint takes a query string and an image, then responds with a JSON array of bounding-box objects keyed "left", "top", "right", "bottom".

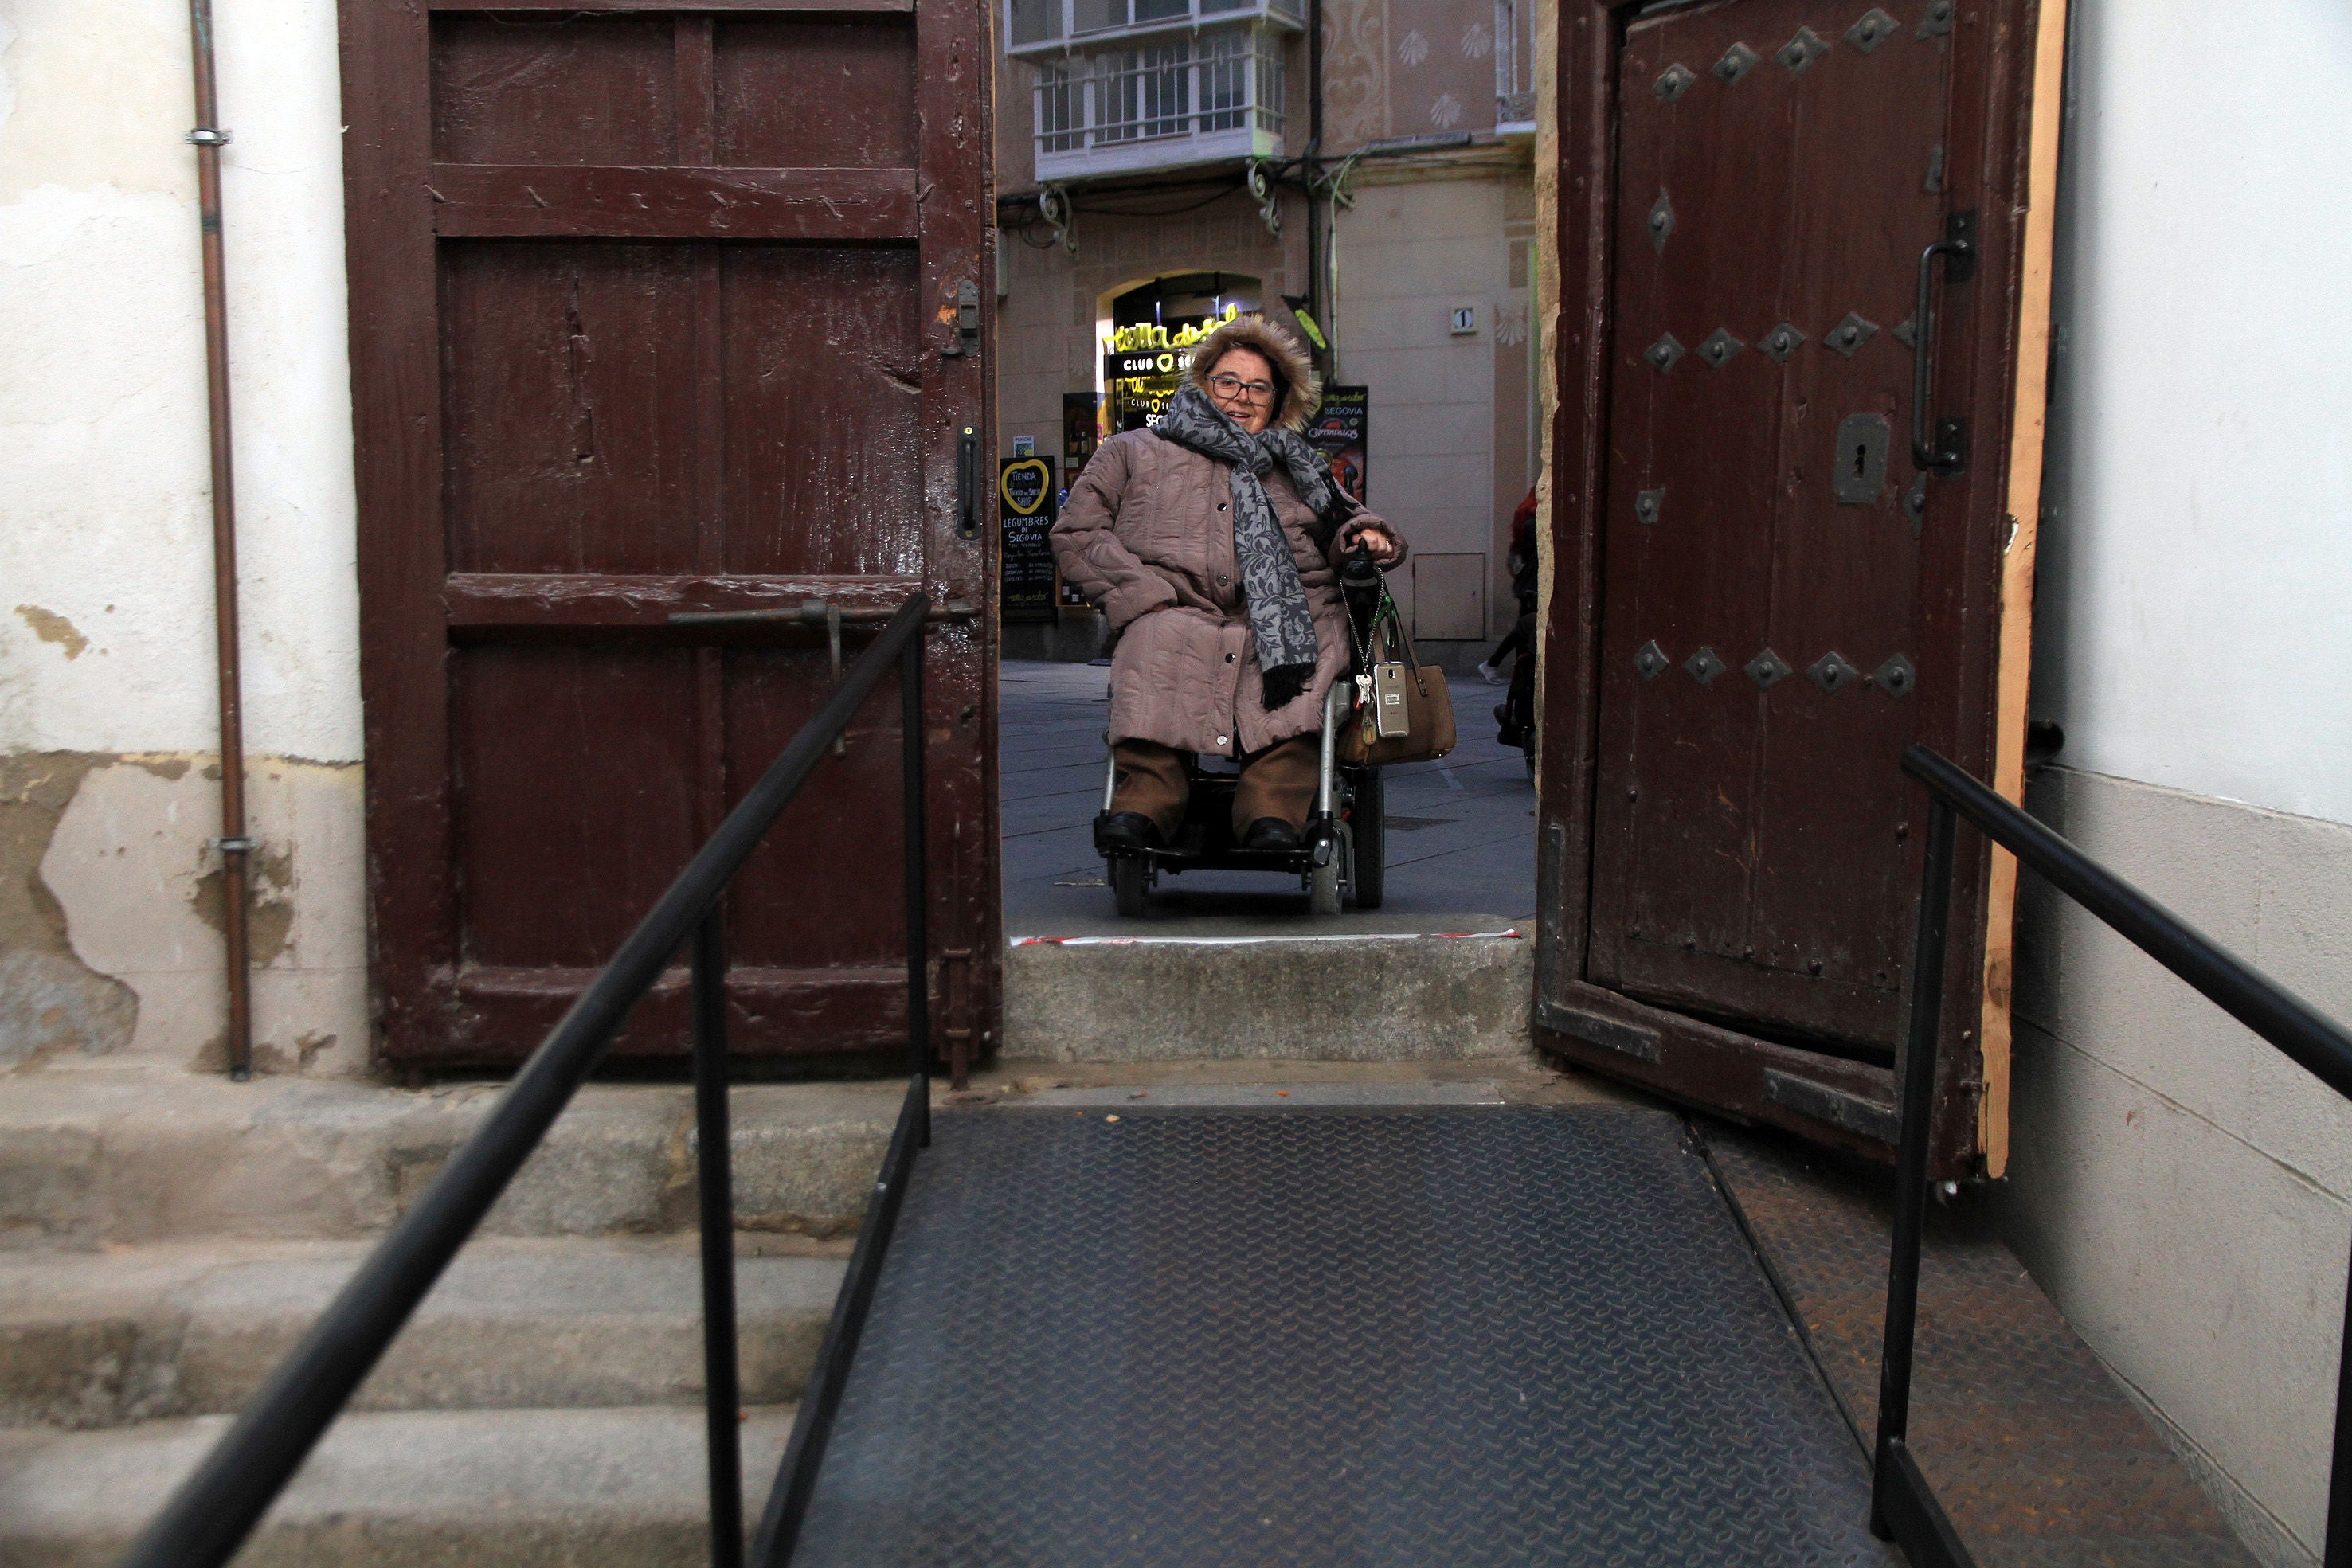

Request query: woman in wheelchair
[{"left": 1051, "top": 316, "right": 1404, "bottom": 853}]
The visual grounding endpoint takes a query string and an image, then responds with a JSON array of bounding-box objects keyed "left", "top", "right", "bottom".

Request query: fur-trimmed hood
[{"left": 1184, "top": 315, "right": 1321, "bottom": 432}]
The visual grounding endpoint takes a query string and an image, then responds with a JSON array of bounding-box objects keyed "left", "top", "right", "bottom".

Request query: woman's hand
[{"left": 1345, "top": 522, "right": 1404, "bottom": 565}]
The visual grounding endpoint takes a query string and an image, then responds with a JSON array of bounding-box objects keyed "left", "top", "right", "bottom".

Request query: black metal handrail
[
  {"left": 1877, "top": 744, "right": 2352, "bottom": 1568},
  {"left": 120, "top": 592, "right": 941, "bottom": 1568}
]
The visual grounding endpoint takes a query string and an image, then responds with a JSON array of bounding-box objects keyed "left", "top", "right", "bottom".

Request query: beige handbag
[{"left": 1336, "top": 587, "right": 1456, "bottom": 766}]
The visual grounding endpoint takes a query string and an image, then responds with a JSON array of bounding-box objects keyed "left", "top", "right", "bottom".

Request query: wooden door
[
  {"left": 342, "top": 0, "right": 996, "bottom": 1066},
  {"left": 1539, "top": 0, "right": 2063, "bottom": 1175}
]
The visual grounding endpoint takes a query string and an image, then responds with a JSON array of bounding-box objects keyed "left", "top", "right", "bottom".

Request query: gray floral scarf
[{"left": 1152, "top": 384, "right": 1342, "bottom": 710}]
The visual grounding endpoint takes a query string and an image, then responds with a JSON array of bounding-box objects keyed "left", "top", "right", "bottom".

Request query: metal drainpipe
[
  {"left": 1305, "top": 0, "right": 1325, "bottom": 370},
  {"left": 187, "top": 0, "right": 255, "bottom": 1081}
]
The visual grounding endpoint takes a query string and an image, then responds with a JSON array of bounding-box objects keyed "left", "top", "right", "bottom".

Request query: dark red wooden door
[
  {"left": 343, "top": 0, "right": 996, "bottom": 1066},
  {"left": 1540, "top": 0, "right": 2055, "bottom": 1173},
  {"left": 1588, "top": 1, "right": 1958, "bottom": 1047}
]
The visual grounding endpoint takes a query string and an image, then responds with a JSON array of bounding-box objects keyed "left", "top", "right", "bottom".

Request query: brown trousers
[{"left": 1112, "top": 736, "right": 1320, "bottom": 836}]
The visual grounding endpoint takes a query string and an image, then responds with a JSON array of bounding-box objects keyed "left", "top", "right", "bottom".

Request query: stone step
[
  {"left": 0, "top": 1403, "right": 794, "bottom": 1567},
  {"left": 0, "top": 1237, "right": 844, "bottom": 1429},
  {"left": 0, "top": 1068, "right": 901, "bottom": 1251},
  {"left": 1001, "top": 925, "right": 1534, "bottom": 1062}
]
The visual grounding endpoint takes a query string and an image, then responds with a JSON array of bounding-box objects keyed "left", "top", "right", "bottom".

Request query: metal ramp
[{"left": 792, "top": 1105, "right": 1888, "bottom": 1566}]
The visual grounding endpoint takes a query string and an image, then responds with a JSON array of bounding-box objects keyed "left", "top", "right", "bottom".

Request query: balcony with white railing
[
  {"left": 1006, "top": 0, "right": 1301, "bottom": 58},
  {"left": 1027, "top": 25, "right": 1289, "bottom": 182}
]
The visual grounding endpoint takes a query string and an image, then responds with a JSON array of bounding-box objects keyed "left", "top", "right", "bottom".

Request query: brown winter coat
[{"left": 1051, "top": 319, "right": 1403, "bottom": 758}]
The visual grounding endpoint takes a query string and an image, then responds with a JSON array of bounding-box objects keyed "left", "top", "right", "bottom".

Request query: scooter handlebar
[{"left": 1338, "top": 544, "right": 1383, "bottom": 591}]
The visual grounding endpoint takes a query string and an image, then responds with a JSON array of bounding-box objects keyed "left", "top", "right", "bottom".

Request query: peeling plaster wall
[{"left": 0, "top": 0, "right": 365, "bottom": 1073}]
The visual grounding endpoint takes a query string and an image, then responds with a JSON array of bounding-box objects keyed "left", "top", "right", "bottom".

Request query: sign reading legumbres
[
  {"left": 1308, "top": 385, "right": 1369, "bottom": 505},
  {"left": 1000, "top": 456, "right": 1059, "bottom": 623}
]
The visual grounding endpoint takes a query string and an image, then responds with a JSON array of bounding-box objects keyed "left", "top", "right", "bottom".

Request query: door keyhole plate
[{"left": 1832, "top": 413, "right": 1892, "bottom": 505}]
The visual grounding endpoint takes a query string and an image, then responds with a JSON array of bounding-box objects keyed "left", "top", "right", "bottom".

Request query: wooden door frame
[
  {"left": 1536, "top": 0, "right": 2064, "bottom": 1178},
  {"left": 340, "top": 0, "right": 1002, "bottom": 1069}
]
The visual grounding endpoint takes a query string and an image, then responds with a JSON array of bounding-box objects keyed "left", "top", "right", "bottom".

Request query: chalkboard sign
[{"left": 1000, "top": 456, "right": 1059, "bottom": 623}]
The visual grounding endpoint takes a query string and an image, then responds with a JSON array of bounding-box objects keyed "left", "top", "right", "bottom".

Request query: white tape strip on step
[{"left": 1010, "top": 929, "right": 1523, "bottom": 948}]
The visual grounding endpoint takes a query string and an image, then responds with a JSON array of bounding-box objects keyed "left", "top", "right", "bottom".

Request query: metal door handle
[
  {"left": 1911, "top": 211, "right": 1976, "bottom": 475},
  {"left": 957, "top": 427, "right": 979, "bottom": 539}
]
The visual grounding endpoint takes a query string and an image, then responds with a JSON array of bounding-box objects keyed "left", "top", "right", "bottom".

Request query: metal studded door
[
  {"left": 1538, "top": 0, "right": 2064, "bottom": 1175},
  {"left": 342, "top": 0, "right": 996, "bottom": 1066}
]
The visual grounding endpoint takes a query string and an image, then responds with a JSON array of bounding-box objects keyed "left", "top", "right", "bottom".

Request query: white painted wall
[
  {"left": 0, "top": 0, "right": 366, "bottom": 1074},
  {"left": 2032, "top": 0, "right": 2352, "bottom": 829},
  {"left": 2013, "top": 4, "right": 2352, "bottom": 1562}
]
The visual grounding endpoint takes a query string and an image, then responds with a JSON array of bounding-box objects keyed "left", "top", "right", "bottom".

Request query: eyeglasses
[{"left": 1207, "top": 372, "right": 1276, "bottom": 404}]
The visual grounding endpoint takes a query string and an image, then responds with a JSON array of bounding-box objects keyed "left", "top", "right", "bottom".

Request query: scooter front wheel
[
  {"left": 1308, "top": 854, "right": 1343, "bottom": 917},
  {"left": 1110, "top": 854, "right": 1149, "bottom": 917}
]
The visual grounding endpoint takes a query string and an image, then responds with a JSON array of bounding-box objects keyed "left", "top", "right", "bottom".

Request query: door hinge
[
  {"left": 941, "top": 279, "right": 981, "bottom": 358},
  {"left": 941, "top": 948, "right": 976, "bottom": 1089}
]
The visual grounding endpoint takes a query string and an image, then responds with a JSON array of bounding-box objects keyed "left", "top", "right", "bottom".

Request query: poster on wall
[
  {"left": 1309, "top": 385, "right": 1369, "bottom": 504},
  {"left": 1062, "top": 393, "right": 1101, "bottom": 479},
  {"left": 1000, "top": 455, "right": 1059, "bottom": 624}
]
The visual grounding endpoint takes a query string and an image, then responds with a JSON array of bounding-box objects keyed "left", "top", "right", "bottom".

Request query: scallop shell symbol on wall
[
  {"left": 1713, "top": 42, "right": 1760, "bottom": 86},
  {"left": 1397, "top": 29, "right": 1430, "bottom": 65},
  {"left": 1430, "top": 92, "right": 1463, "bottom": 128},
  {"left": 1646, "top": 334, "right": 1686, "bottom": 373},
  {"left": 1844, "top": 8, "right": 1899, "bottom": 53},
  {"left": 1775, "top": 26, "right": 1830, "bottom": 74},
  {"left": 1460, "top": 21, "right": 1492, "bottom": 58},
  {"left": 1654, "top": 63, "right": 1696, "bottom": 102},
  {"left": 1646, "top": 191, "right": 1675, "bottom": 254}
]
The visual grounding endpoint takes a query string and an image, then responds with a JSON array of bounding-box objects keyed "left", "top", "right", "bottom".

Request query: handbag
[{"left": 1335, "top": 584, "right": 1456, "bottom": 766}]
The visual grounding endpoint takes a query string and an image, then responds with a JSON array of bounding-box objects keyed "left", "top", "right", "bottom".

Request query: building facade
[
  {"left": 992, "top": 0, "right": 1540, "bottom": 666},
  {"left": 0, "top": 2, "right": 2347, "bottom": 1562}
]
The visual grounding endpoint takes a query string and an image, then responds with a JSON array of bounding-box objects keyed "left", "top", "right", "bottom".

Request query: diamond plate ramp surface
[
  {"left": 792, "top": 1105, "right": 1891, "bottom": 1566},
  {"left": 1702, "top": 1124, "right": 2259, "bottom": 1568}
]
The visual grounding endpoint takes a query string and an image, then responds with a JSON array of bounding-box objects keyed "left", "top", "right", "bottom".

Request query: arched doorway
[{"left": 1097, "top": 271, "right": 1261, "bottom": 432}]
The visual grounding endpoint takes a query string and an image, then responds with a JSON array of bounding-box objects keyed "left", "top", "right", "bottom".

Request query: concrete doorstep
[{"left": 1002, "top": 925, "right": 1534, "bottom": 1062}]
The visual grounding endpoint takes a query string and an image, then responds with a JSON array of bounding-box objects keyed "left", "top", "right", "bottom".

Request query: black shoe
[
  {"left": 1096, "top": 811, "right": 1165, "bottom": 851},
  {"left": 1240, "top": 817, "right": 1301, "bottom": 852}
]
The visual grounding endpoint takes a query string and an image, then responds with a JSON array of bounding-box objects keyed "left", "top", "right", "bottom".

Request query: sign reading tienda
[{"left": 1000, "top": 456, "right": 1059, "bottom": 623}]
